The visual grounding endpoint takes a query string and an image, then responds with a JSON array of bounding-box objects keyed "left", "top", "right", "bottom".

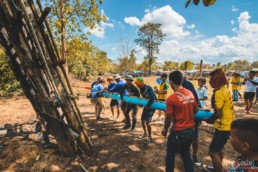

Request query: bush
[{"left": 0, "top": 48, "right": 21, "bottom": 97}]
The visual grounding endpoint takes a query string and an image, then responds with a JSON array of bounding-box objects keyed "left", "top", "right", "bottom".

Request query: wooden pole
[
  {"left": 185, "top": 61, "right": 188, "bottom": 72},
  {"left": 200, "top": 60, "right": 203, "bottom": 78}
]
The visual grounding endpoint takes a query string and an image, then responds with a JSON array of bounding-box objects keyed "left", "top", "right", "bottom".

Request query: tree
[
  {"left": 217, "top": 62, "right": 221, "bottom": 67},
  {"left": 180, "top": 60, "right": 194, "bottom": 70},
  {"left": 163, "top": 61, "right": 179, "bottom": 71},
  {"left": 66, "top": 38, "right": 109, "bottom": 80},
  {"left": 42, "top": 0, "right": 106, "bottom": 72},
  {"left": 117, "top": 49, "right": 137, "bottom": 72},
  {"left": 228, "top": 60, "right": 250, "bottom": 71},
  {"left": 117, "top": 39, "right": 137, "bottom": 72},
  {"left": 135, "top": 22, "right": 165, "bottom": 75},
  {"left": 136, "top": 60, "right": 149, "bottom": 73},
  {"left": 185, "top": 0, "right": 216, "bottom": 8},
  {"left": 0, "top": 48, "right": 21, "bottom": 96},
  {"left": 251, "top": 61, "right": 258, "bottom": 68}
]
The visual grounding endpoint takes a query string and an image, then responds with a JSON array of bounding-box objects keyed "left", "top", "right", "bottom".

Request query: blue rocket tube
[{"left": 102, "top": 93, "right": 213, "bottom": 120}]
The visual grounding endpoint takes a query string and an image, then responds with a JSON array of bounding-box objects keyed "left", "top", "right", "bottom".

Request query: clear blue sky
[{"left": 86, "top": 0, "right": 258, "bottom": 65}]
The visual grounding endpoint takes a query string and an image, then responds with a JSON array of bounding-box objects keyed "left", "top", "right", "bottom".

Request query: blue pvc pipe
[{"left": 102, "top": 93, "right": 213, "bottom": 120}]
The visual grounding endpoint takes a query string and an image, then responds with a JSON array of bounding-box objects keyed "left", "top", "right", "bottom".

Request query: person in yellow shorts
[
  {"left": 154, "top": 73, "right": 169, "bottom": 125},
  {"left": 204, "top": 69, "right": 234, "bottom": 172},
  {"left": 231, "top": 72, "right": 241, "bottom": 101}
]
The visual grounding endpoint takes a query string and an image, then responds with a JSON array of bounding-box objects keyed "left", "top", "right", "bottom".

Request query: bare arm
[{"left": 204, "top": 109, "right": 222, "bottom": 124}]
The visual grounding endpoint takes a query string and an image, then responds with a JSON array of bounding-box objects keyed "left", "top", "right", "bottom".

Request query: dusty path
[{"left": 0, "top": 78, "right": 257, "bottom": 171}]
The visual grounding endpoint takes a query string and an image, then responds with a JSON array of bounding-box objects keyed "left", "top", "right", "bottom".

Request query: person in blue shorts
[
  {"left": 107, "top": 76, "right": 120, "bottom": 120},
  {"left": 135, "top": 77, "right": 157, "bottom": 145}
]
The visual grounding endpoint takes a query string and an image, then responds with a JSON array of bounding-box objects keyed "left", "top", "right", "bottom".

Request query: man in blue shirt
[
  {"left": 105, "top": 74, "right": 128, "bottom": 122},
  {"left": 135, "top": 77, "right": 157, "bottom": 145},
  {"left": 90, "top": 79, "right": 105, "bottom": 120},
  {"left": 107, "top": 76, "right": 120, "bottom": 121},
  {"left": 91, "top": 76, "right": 103, "bottom": 88}
]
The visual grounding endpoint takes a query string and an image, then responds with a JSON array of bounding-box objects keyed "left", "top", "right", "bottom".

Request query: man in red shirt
[{"left": 162, "top": 70, "right": 198, "bottom": 172}]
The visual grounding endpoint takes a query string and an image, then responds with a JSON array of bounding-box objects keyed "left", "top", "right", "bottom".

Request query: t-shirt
[
  {"left": 244, "top": 77, "right": 258, "bottom": 93},
  {"left": 228, "top": 157, "right": 258, "bottom": 172},
  {"left": 197, "top": 87, "right": 208, "bottom": 109},
  {"left": 166, "top": 88, "right": 197, "bottom": 131},
  {"left": 139, "top": 85, "right": 157, "bottom": 108},
  {"left": 91, "top": 81, "right": 98, "bottom": 88},
  {"left": 107, "top": 79, "right": 129, "bottom": 95},
  {"left": 212, "top": 85, "right": 234, "bottom": 131},
  {"left": 121, "top": 84, "right": 140, "bottom": 99},
  {"left": 108, "top": 82, "right": 117, "bottom": 90},
  {"left": 232, "top": 77, "right": 241, "bottom": 90},
  {"left": 91, "top": 84, "right": 104, "bottom": 98},
  {"left": 182, "top": 80, "right": 202, "bottom": 108},
  {"left": 158, "top": 81, "right": 169, "bottom": 100}
]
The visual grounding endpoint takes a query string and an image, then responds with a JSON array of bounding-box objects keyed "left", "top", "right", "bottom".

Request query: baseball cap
[{"left": 125, "top": 75, "right": 134, "bottom": 81}]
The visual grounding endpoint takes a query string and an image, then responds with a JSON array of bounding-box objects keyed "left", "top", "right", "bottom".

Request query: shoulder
[{"left": 166, "top": 94, "right": 176, "bottom": 103}]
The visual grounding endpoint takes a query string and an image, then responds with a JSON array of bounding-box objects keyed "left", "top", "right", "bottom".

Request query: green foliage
[
  {"left": 163, "top": 61, "right": 179, "bottom": 71},
  {"left": 66, "top": 38, "right": 110, "bottom": 80},
  {"left": 135, "top": 22, "right": 165, "bottom": 74},
  {"left": 251, "top": 61, "right": 258, "bottom": 68},
  {"left": 0, "top": 48, "right": 21, "bottom": 96},
  {"left": 117, "top": 49, "right": 137, "bottom": 72},
  {"left": 185, "top": 0, "right": 216, "bottom": 8},
  {"left": 43, "top": 0, "right": 106, "bottom": 42},
  {"left": 226, "top": 60, "right": 250, "bottom": 71},
  {"left": 180, "top": 60, "right": 194, "bottom": 70}
]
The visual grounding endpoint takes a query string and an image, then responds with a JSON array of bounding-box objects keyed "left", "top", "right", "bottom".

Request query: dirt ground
[{"left": 0, "top": 76, "right": 257, "bottom": 172}]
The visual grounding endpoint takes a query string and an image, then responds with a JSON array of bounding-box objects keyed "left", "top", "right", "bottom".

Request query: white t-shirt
[
  {"left": 197, "top": 87, "right": 208, "bottom": 108},
  {"left": 244, "top": 77, "right": 258, "bottom": 93}
]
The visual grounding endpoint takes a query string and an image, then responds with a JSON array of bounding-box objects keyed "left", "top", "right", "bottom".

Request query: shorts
[
  {"left": 209, "top": 129, "right": 230, "bottom": 153},
  {"left": 141, "top": 108, "right": 156, "bottom": 123},
  {"left": 256, "top": 87, "right": 258, "bottom": 98},
  {"left": 98, "top": 97, "right": 105, "bottom": 105},
  {"left": 110, "top": 99, "right": 120, "bottom": 107},
  {"left": 194, "top": 118, "right": 202, "bottom": 139},
  {"left": 244, "top": 92, "right": 255, "bottom": 101}
]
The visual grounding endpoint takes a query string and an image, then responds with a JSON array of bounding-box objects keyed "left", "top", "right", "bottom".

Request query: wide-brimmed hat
[
  {"left": 135, "top": 77, "right": 144, "bottom": 85},
  {"left": 113, "top": 74, "right": 121, "bottom": 80},
  {"left": 125, "top": 75, "right": 134, "bottom": 81}
]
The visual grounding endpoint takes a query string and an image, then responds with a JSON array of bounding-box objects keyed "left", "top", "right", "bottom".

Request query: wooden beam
[
  {"left": 200, "top": 60, "right": 203, "bottom": 78},
  {"left": 38, "top": 7, "right": 51, "bottom": 25}
]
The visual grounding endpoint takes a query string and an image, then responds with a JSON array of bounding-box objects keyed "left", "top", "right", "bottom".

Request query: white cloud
[
  {"left": 232, "top": 6, "right": 238, "bottom": 12},
  {"left": 186, "top": 24, "right": 196, "bottom": 29},
  {"left": 158, "top": 11, "right": 258, "bottom": 63},
  {"left": 88, "top": 22, "right": 114, "bottom": 38},
  {"left": 126, "top": 7, "right": 258, "bottom": 64},
  {"left": 144, "top": 8, "right": 150, "bottom": 13},
  {"left": 124, "top": 5, "right": 191, "bottom": 38},
  {"left": 84, "top": 10, "right": 114, "bottom": 38},
  {"left": 124, "top": 17, "right": 141, "bottom": 26}
]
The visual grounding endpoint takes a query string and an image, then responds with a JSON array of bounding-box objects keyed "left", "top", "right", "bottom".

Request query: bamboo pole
[
  {"left": 19, "top": 0, "right": 61, "bottom": 101},
  {"left": 36, "top": 0, "right": 84, "bottom": 123}
]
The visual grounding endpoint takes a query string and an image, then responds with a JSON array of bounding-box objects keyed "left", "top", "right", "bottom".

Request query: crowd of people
[{"left": 88, "top": 69, "right": 258, "bottom": 172}]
